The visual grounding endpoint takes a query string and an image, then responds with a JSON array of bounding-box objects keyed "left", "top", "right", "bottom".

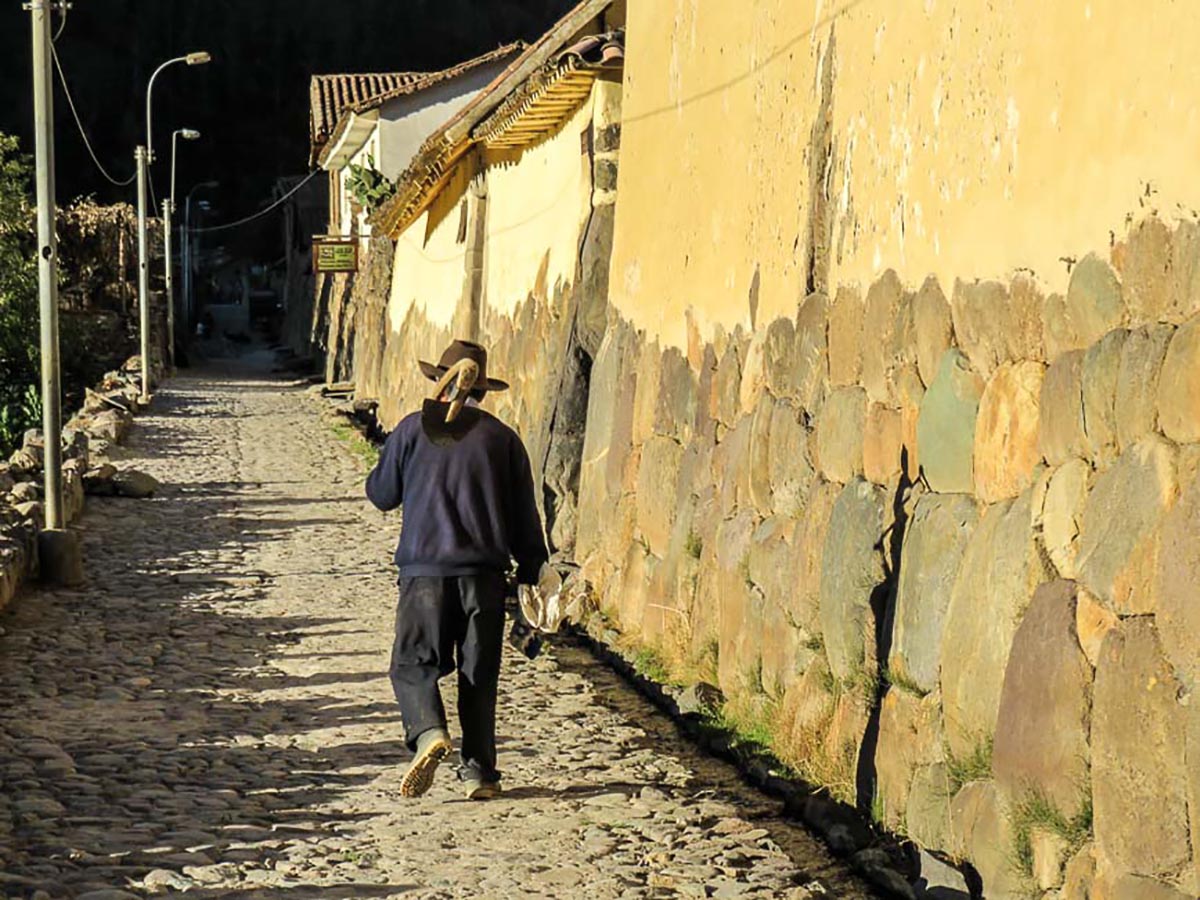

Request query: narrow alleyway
[{"left": 0, "top": 357, "right": 877, "bottom": 900}]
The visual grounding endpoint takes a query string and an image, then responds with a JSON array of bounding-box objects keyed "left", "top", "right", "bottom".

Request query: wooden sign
[{"left": 312, "top": 239, "right": 358, "bottom": 273}]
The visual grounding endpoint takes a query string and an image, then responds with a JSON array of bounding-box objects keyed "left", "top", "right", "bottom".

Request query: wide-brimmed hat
[{"left": 418, "top": 340, "right": 509, "bottom": 393}]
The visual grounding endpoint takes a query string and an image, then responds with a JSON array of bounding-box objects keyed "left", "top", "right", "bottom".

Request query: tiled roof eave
[{"left": 473, "top": 58, "right": 601, "bottom": 149}]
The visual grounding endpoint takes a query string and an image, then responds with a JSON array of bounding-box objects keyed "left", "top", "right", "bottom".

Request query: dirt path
[{"left": 0, "top": 359, "right": 878, "bottom": 900}]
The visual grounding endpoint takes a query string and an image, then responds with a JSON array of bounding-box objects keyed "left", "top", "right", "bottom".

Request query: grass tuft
[
  {"left": 945, "top": 735, "right": 994, "bottom": 794},
  {"left": 1010, "top": 787, "right": 1092, "bottom": 877},
  {"left": 684, "top": 529, "right": 703, "bottom": 559},
  {"left": 331, "top": 421, "right": 381, "bottom": 469},
  {"left": 882, "top": 663, "right": 930, "bottom": 698},
  {"left": 630, "top": 644, "right": 674, "bottom": 685}
]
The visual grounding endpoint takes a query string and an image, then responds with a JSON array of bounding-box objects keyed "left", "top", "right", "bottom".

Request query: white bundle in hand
[{"left": 517, "top": 564, "right": 591, "bottom": 634}]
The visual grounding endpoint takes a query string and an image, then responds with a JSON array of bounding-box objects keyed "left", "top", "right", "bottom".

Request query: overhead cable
[
  {"left": 190, "top": 170, "right": 322, "bottom": 234},
  {"left": 50, "top": 42, "right": 136, "bottom": 187}
]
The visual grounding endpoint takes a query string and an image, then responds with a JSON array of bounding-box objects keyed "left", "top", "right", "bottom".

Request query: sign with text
[{"left": 312, "top": 239, "right": 359, "bottom": 273}]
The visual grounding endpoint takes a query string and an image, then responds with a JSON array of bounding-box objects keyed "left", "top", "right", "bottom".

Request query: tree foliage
[{"left": 0, "top": 132, "right": 40, "bottom": 456}]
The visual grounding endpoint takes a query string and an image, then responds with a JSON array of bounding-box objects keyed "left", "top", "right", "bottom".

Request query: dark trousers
[{"left": 389, "top": 573, "right": 506, "bottom": 780}]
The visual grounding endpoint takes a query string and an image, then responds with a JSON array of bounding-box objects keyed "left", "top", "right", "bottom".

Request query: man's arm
[
  {"left": 365, "top": 423, "right": 409, "bottom": 511},
  {"left": 508, "top": 435, "right": 549, "bottom": 585}
]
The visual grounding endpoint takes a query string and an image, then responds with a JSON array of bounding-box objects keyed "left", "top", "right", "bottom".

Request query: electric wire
[
  {"left": 50, "top": 42, "right": 136, "bottom": 187},
  {"left": 190, "top": 170, "right": 322, "bottom": 234},
  {"left": 51, "top": 4, "right": 67, "bottom": 42}
]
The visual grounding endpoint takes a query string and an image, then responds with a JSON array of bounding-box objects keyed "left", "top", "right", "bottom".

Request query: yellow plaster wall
[
  {"left": 481, "top": 98, "right": 594, "bottom": 318},
  {"left": 611, "top": 0, "right": 1200, "bottom": 347},
  {"left": 387, "top": 204, "right": 465, "bottom": 333}
]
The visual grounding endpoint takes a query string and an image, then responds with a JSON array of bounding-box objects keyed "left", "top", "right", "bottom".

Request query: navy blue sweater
[{"left": 365, "top": 405, "right": 548, "bottom": 585}]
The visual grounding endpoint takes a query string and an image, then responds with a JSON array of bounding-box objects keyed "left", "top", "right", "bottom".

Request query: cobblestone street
[{"left": 0, "top": 361, "right": 876, "bottom": 900}]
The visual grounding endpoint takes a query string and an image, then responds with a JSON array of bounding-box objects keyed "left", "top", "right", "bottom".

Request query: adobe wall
[
  {"left": 342, "top": 80, "right": 622, "bottom": 551},
  {"left": 573, "top": 1, "right": 1200, "bottom": 897}
]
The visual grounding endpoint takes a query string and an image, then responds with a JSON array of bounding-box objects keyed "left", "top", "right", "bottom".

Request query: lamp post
[
  {"left": 135, "top": 50, "right": 210, "bottom": 401},
  {"left": 164, "top": 128, "right": 201, "bottom": 369},
  {"left": 183, "top": 181, "right": 218, "bottom": 332},
  {"left": 27, "top": 0, "right": 82, "bottom": 583}
]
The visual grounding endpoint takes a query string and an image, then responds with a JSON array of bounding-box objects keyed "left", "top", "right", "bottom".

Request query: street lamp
[
  {"left": 163, "top": 128, "right": 201, "bottom": 368},
  {"left": 183, "top": 180, "right": 218, "bottom": 330},
  {"left": 135, "top": 50, "right": 210, "bottom": 401}
]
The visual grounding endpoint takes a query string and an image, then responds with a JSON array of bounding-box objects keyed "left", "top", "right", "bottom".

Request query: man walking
[{"left": 366, "top": 340, "right": 548, "bottom": 800}]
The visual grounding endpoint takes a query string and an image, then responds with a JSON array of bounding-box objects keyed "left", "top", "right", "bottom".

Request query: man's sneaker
[
  {"left": 400, "top": 729, "right": 452, "bottom": 798},
  {"left": 463, "top": 775, "right": 501, "bottom": 801}
]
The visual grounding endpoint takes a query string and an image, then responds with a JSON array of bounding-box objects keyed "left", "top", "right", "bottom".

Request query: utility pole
[
  {"left": 27, "top": 0, "right": 82, "bottom": 584},
  {"left": 135, "top": 143, "right": 151, "bottom": 401},
  {"left": 162, "top": 197, "right": 174, "bottom": 368}
]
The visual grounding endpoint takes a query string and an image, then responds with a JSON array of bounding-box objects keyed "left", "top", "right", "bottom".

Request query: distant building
[{"left": 309, "top": 43, "right": 525, "bottom": 239}]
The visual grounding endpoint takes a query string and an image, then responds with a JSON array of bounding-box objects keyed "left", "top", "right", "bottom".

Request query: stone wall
[
  {"left": 559, "top": 2, "right": 1200, "bottom": 894},
  {"left": 573, "top": 223, "right": 1200, "bottom": 897}
]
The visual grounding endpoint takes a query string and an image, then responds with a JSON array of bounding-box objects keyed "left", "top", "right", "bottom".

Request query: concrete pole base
[{"left": 38, "top": 529, "right": 84, "bottom": 587}]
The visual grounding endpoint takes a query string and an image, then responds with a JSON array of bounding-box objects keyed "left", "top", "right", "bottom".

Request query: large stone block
[
  {"left": 1063, "top": 844, "right": 1097, "bottom": 900},
  {"left": 828, "top": 284, "right": 864, "bottom": 386},
  {"left": 1008, "top": 272, "right": 1046, "bottom": 363},
  {"left": 1040, "top": 349, "right": 1088, "bottom": 466},
  {"left": 779, "top": 651, "right": 836, "bottom": 771},
  {"left": 632, "top": 338, "right": 664, "bottom": 446},
  {"left": 875, "top": 688, "right": 945, "bottom": 830},
  {"left": 949, "top": 780, "right": 1027, "bottom": 899},
  {"left": 715, "top": 510, "right": 761, "bottom": 694},
  {"left": 916, "top": 349, "right": 983, "bottom": 493},
  {"left": 1044, "top": 291, "right": 1076, "bottom": 361},
  {"left": 762, "top": 316, "right": 799, "bottom": 401},
  {"left": 1095, "top": 873, "right": 1195, "bottom": 900},
  {"left": 1092, "top": 618, "right": 1190, "bottom": 879},
  {"left": 714, "top": 339, "right": 743, "bottom": 428},
  {"left": 815, "top": 386, "right": 866, "bottom": 485},
  {"left": 1042, "top": 458, "right": 1093, "bottom": 580},
  {"left": 818, "top": 478, "right": 884, "bottom": 681},
  {"left": 1120, "top": 215, "right": 1173, "bottom": 324},
  {"left": 905, "top": 762, "right": 953, "bottom": 851},
  {"left": 1157, "top": 312, "right": 1200, "bottom": 443},
  {"left": 1116, "top": 323, "right": 1175, "bottom": 453},
  {"left": 653, "top": 346, "right": 698, "bottom": 444},
  {"left": 792, "top": 479, "right": 841, "bottom": 635},
  {"left": 795, "top": 291, "right": 830, "bottom": 414},
  {"left": 1155, "top": 474, "right": 1200, "bottom": 689},
  {"left": 863, "top": 403, "right": 903, "bottom": 486},
  {"left": 1067, "top": 253, "right": 1126, "bottom": 351},
  {"left": 974, "top": 361, "right": 1046, "bottom": 502},
  {"left": 1081, "top": 329, "right": 1129, "bottom": 467},
  {"left": 913, "top": 276, "right": 954, "bottom": 388},
  {"left": 890, "top": 493, "right": 980, "bottom": 694},
  {"left": 747, "top": 393, "right": 776, "bottom": 518},
  {"left": 749, "top": 519, "right": 813, "bottom": 696},
  {"left": 941, "top": 490, "right": 1053, "bottom": 759},
  {"left": 951, "top": 278, "right": 1016, "bottom": 379},
  {"left": 862, "top": 269, "right": 907, "bottom": 404},
  {"left": 767, "top": 399, "right": 815, "bottom": 518},
  {"left": 714, "top": 414, "right": 753, "bottom": 518},
  {"left": 1076, "top": 434, "right": 1177, "bottom": 614},
  {"left": 635, "top": 435, "right": 685, "bottom": 559},
  {"left": 896, "top": 365, "right": 925, "bottom": 480},
  {"left": 992, "top": 581, "right": 1093, "bottom": 818},
  {"left": 1168, "top": 218, "right": 1200, "bottom": 324}
]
